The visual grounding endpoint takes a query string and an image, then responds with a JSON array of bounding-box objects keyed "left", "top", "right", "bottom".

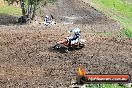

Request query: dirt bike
[
  {"left": 39, "top": 20, "right": 56, "bottom": 26},
  {"left": 52, "top": 38, "right": 86, "bottom": 53}
]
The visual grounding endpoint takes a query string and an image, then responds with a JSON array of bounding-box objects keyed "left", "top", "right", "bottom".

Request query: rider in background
[
  {"left": 44, "top": 15, "right": 50, "bottom": 25},
  {"left": 57, "top": 28, "right": 81, "bottom": 45}
]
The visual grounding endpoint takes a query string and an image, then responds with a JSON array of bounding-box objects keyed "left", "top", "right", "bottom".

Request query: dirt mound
[
  {"left": 38, "top": 0, "right": 122, "bottom": 33},
  {"left": 0, "top": 14, "right": 18, "bottom": 25},
  {"left": 41, "top": 0, "right": 119, "bottom": 24}
]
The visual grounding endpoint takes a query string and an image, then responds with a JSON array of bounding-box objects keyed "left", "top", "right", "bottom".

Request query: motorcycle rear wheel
[{"left": 53, "top": 44, "right": 69, "bottom": 53}]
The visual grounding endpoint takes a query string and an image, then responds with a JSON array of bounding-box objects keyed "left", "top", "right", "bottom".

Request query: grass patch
[
  {"left": 0, "top": 5, "right": 21, "bottom": 16},
  {"left": 84, "top": 83, "right": 128, "bottom": 88},
  {"left": 89, "top": 0, "right": 132, "bottom": 38},
  {"left": 95, "top": 0, "right": 132, "bottom": 17},
  {"left": 121, "top": 28, "right": 132, "bottom": 38},
  {"left": 0, "top": 1, "right": 21, "bottom": 16}
]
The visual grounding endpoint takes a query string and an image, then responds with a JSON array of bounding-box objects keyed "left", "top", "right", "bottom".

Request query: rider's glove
[{"left": 68, "top": 30, "right": 71, "bottom": 33}]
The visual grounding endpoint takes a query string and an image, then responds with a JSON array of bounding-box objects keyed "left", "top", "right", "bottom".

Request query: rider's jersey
[
  {"left": 69, "top": 34, "right": 80, "bottom": 40},
  {"left": 44, "top": 17, "right": 50, "bottom": 23},
  {"left": 67, "top": 34, "right": 80, "bottom": 44}
]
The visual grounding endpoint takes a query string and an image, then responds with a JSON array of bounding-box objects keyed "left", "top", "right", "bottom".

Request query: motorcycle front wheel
[{"left": 79, "top": 43, "right": 85, "bottom": 49}]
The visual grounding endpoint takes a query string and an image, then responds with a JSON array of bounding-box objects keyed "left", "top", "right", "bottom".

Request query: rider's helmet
[
  {"left": 71, "top": 28, "right": 81, "bottom": 35},
  {"left": 45, "top": 15, "right": 49, "bottom": 18}
]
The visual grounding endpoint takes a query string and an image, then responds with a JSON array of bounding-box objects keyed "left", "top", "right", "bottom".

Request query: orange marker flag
[{"left": 77, "top": 66, "right": 86, "bottom": 76}]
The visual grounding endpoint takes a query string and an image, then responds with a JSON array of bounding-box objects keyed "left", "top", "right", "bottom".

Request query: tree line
[{"left": 4, "top": 0, "right": 56, "bottom": 23}]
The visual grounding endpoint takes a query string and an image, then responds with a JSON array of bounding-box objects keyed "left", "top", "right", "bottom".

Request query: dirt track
[
  {"left": 0, "top": 0, "right": 132, "bottom": 88},
  {"left": 0, "top": 27, "right": 132, "bottom": 88},
  {"left": 41, "top": 0, "right": 121, "bottom": 33}
]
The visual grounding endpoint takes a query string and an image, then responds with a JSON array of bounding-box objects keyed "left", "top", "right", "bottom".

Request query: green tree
[{"left": 4, "top": 0, "right": 56, "bottom": 23}]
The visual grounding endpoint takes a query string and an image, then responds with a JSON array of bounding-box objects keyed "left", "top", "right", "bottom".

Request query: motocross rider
[
  {"left": 57, "top": 28, "right": 81, "bottom": 45},
  {"left": 44, "top": 15, "right": 51, "bottom": 24}
]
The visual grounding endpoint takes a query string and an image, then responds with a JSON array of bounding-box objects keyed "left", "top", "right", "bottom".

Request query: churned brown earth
[
  {"left": 40, "top": 0, "right": 121, "bottom": 33},
  {"left": 0, "top": 0, "right": 132, "bottom": 88}
]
